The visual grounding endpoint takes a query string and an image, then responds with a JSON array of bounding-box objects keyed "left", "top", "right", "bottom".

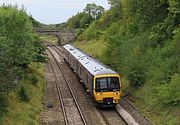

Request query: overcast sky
[{"left": 0, "top": 0, "right": 110, "bottom": 24}]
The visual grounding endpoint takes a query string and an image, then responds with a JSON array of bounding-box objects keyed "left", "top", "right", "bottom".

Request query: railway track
[
  {"left": 97, "top": 107, "right": 127, "bottom": 125},
  {"left": 40, "top": 58, "right": 65, "bottom": 124},
  {"left": 48, "top": 44, "right": 128, "bottom": 125},
  {"left": 46, "top": 47, "right": 87, "bottom": 125}
]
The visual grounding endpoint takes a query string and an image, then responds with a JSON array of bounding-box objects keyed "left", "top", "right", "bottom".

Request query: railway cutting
[{"left": 41, "top": 43, "right": 152, "bottom": 125}]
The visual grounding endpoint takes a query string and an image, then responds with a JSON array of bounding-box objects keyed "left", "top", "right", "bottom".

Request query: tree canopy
[
  {"left": 65, "top": 3, "right": 104, "bottom": 29},
  {"left": 0, "top": 5, "right": 45, "bottom": 116}
]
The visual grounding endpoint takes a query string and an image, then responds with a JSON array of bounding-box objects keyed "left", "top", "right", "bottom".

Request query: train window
[
  {"left": 96, "top": 78, "right": 107, "bottom": 89},
  {"left": 95, "top": 77, "right": 120, "bottom": 92}
]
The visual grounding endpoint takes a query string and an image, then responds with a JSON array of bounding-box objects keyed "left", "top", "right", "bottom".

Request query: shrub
[
  {"left": 0, "top": 94, "right": 8, "bottom": 116},
  {"left": 29, "top": 74, "right": 39, "bottom": 86},
  {"left": 76, "top": 28, "right": 85, "bottom": 36},
  {"left": 149, "top": 15, "right": 176, "bottom": 47},
  {"left": 127, "top": 65, "right": 146, "bottom": 88},
  {"left": 156, "top": 74, "right": 180, "bottom": 106},
  {"left": 19, "top": 86, "right": 30, "bottom": 102}
]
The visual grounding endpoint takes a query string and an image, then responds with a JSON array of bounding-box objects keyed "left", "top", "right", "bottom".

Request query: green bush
[
  {"left": 19, "top": 86, "right": 30, "bottom": 102},
  {"left": 82, "top": 21, "right": 100, "bottom": 40},
  {"left": 125, "top": 47, "right": 147, "bottom": 87},
  {"left": 76, "top": 28, "right": 85, "bottom": 36},
  {"left": 0, "top": 95, "right": 8, "bottom": 116},
  {"left": 29, "top": 74, "right": 39, "bottom": 86},
  {"left": 127, "top": 65, "right": 146, "bottom": 88},
  {"left": 149, "top": 15, "right": 176, "bottom": 47},
  {"left": 156, "top": 74, "right": 180, "bottom": 106}
]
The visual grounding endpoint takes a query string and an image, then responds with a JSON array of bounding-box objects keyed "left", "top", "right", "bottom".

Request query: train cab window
[
  {"left": 95, "top": 77, "right": 120, "bottom": 92},
  {"left": 96, "top": 78, "right": 107, "bottom": 89}
]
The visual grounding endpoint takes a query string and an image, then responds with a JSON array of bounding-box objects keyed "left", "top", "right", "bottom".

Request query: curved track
[{"left": 46, "top": 46, "right": 87, "bottom": 125}]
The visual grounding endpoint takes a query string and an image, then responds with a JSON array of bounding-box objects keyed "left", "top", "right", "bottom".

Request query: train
[{"left": 63, "top": 44, "right": 122, "bottom": 107}]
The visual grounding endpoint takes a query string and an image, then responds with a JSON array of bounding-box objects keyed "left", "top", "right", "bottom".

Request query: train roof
[{"left": 63, "top": 44, "right": 118, "bottom": 76}]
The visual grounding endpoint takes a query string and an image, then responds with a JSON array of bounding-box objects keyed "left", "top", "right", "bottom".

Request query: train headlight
[
  {"left": 96, "top": 92, "right": 102, "bottom": 96},
  {"left": 114, "top": 92, "right": 119, "bottom": 95}
]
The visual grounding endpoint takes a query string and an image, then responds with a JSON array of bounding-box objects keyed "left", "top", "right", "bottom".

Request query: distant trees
[
  {"left": 107, "top": 0, "right": 123, "bottom": 20},
  {"left": 66, "top": 12, "right": 89, "bottom": 29},
  {"left": 0, "top": 5, "right": 45, "bottom": 116},
  {"left": 65, "top": 3, "right": 104, "bottom": 30},
  {"left": 83, "top": 3, "right": 105, "bottom": 20},
  {"left": 29, "top": 15, "right": 43, "bottom": 28}
]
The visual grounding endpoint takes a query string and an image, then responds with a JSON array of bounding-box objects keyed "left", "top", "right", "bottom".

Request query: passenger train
[{"left": 63, "top": 44, "right": 122, "bottom": 107}]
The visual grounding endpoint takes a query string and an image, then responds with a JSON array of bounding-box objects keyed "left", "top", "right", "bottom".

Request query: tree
[
  {"left": 107, "top": 0, "right": 123, "bottom": 20},
  {"left": 168, "top": 0, "right": 180, "bottom": 25},
  {"left": 83, "top": 3, "right": 105, "bottom": 20},
  {"left": 29, "top": 15, "right": 42, "bottom": 28},
  {"left": 80, "top": 13, "right": 91, "bottom": 28},
  {"left": 66, "top": 12, "right": 85, "bottom": 29},
  {"left": 0, "top": 5, "right": 45, "bottom": 115},
  {"left": 65, "top": 3, "right": 105, "bottom": 29}
]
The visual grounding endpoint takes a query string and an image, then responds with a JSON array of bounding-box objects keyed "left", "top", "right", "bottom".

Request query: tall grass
[{"left": 0, "top": 63, "right": 45, "bottom": 125}]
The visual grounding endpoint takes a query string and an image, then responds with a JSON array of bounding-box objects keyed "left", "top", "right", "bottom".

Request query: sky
[{"left": 0, "top": 0, "right": 110, "bottom": 24}]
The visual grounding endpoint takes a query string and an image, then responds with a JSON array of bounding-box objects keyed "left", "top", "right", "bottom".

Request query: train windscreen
[{"left": 95, "top": 77, "right": 120, "bottom": 92}]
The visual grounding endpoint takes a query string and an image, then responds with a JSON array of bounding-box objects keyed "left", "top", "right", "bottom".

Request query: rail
[{"left": 47, "top": 45, "right": 87, "bottom": 125}]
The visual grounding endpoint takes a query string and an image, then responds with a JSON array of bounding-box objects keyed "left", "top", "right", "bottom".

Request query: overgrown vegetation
[
  {"left": 73, "top": 0, "right": 180, "bottom": 124},
  {"left": 29, "top": 15, "right": 43, "bottom": 28},
  {"left": 40, "top": 34, "right": 58, "bottom": 44},
  {"left": 65, "top": 3, "right": 105, "bottom": 36},
  {"left": 0, "top": 63, "right": 45, "bottom": 125},
  {"left": 0, "top": 4, "right": 46, "bottom": 121}
]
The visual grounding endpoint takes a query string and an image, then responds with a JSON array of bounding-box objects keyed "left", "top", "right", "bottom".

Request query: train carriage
[{"left": 63, "top": 44, "right": 122, "bottom": 107}]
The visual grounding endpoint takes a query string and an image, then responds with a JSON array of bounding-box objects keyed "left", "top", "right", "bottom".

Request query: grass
[
  {"left": 132, "top": 84, "right": 180, "bottom": 125},
  {"left": 74, "top": 39, "right": 108, "bottom": 62},
  {"left": 0, "top": 63, "right": 45, "bottom": 125}
]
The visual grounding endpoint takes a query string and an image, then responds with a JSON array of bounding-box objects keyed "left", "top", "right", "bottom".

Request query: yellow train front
[
  {"left": 63, "top": 44, "right": 121, "bottom": 107},
  {"left": 93, "top": 74, "right": 121, "bottom": 106}
]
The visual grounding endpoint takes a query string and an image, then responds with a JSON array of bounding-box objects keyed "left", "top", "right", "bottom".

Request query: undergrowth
[{"left": 0, "top": 63, "right": 45, "bottom": 125}]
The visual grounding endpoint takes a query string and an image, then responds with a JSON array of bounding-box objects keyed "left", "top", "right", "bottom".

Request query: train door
[
  {"left": 86, "top": 73, "right": 88, "bottom": 88},
  {"left": 72, "top": 57, "right": 75, "bottom": 70},
  {"left": 79, "top": 65, "right": 83, "bottom": 81},
  {"left": 76, "top": 60, "right": 78, "bottom": 73},
  {"left": 66, "top": 52, "right": 69, "bottom": 63},
  {"left": 68, "top": 52, "right": 70, "bottom": 64},
  {"left": 70, "top": 55, "right": 73, "bottom": 67}
]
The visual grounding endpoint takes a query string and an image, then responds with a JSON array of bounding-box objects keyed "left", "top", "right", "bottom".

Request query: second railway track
[{"left": 47, "top": 46, "right": 87, "bottom": 125}]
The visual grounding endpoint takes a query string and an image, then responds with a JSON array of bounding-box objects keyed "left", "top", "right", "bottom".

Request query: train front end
[{"left": 93, "top": 74, "right": 121, "bottom": 107}]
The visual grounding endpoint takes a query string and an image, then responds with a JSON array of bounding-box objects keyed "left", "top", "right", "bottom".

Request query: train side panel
[
  {"left": 73, "top": 57, "right": 78, "bottom": 73},
  {"left": 77, "top": 62, "right": 94, "bottom": 93},
  {"left": 63, "top": 47, "right": 69, "bottom": 62},
  {"left": 63, "top": 47, "right": 94, "bottom": 94}
]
